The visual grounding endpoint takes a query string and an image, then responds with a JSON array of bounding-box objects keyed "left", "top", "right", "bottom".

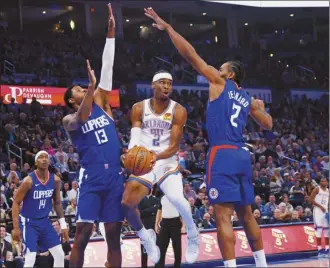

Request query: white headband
[
  {"left": 35, "top": 150, "right": 49, "bottom": 162},
  {"left": 152, "top": 72, "right": 173, "bottom": 82}
]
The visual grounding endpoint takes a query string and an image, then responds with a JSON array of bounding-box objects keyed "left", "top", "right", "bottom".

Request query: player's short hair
[
  {"left": 64, "top": 85, "right": 77, "bottom": 109},
  {"left": 228, "top": 61, "right": 245, "bottom": 86}
]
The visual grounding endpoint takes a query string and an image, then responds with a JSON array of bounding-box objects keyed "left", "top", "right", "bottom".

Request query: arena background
[{"left": 0, "top": 0, "right": 329, "bottom": 267}]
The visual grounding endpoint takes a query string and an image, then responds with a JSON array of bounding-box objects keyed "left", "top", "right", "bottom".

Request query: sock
[
  {"left": 318, "top": 245, "right": 322, "bottom": 251},
  {"left": 137, "top": 226, "right": 149, "bottom": 241},
  {"left": 326, "top": 245, "right": 329, "bottom": 250},
  {"left": 224, "top": 259, "right": 236, "bottom": 267},
  {"left": 253, "top": 249, "right": 267, "bottom": 267},
  {"left": 160, "top": 175, "right": 197, "bottom": 237}
]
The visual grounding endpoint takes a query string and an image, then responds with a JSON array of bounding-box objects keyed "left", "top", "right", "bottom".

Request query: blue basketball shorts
[
  {"left": 76, "top": 164, "right": 124, "bottom": 223},
  {"left": 19, "top": 215, "right": 60, "bottom": 253},
  {"left": 206, "top": 144, "right": 254, "bottom": 206}
]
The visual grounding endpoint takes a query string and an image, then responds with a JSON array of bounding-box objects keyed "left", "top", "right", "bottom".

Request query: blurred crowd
[{"left": 1, "top": 31, "right": 329, "bottom": 89}]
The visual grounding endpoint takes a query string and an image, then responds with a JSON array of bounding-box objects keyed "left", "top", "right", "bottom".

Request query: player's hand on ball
[
  {"left": 150, "top": 151, "right": 157, "bottom": 167},
  {"left": 12, "top": 228, "right": 21, "bottom": 242},
  {"left": 86, "top": 60, "right": 96, "bottom": 90},
  {"left": 144, "top": 7, "right": 169, "bottom": 31},
  {"left": 62, "top": 228, "right": 70, "bottom": 242}
]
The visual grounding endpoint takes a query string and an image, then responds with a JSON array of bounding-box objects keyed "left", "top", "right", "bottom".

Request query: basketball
[{"left": 124, "top": 146, "right": 154, "bottom": 176}]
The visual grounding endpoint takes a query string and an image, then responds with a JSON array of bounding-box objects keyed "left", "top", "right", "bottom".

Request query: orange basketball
[{"left": 124, "top": 146, "right": 154, "bottom": 176}]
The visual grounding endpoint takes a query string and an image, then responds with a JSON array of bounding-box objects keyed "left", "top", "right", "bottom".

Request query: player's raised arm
[
  {"left": 249, "top": 98, "right": 273, "bottom": 130},
  {"left": 154, "top": 105, "right": 187, "bottom": 161},
  {"left": 63, "top": 60, "right": 97, "bottom": 131},
  {"left": 53, "top": 175, "right": 70, "bottom": 242},
  {"left": 310, "top": 187, "right": 326, "bottom": 213},
  {"left": 12, "top": 176, "right": 33, "bottom": 241},
  {"left": 128, "top": 102, "right": 143, "bottom": 149},
  {"left": 94, "top": 3, "right": 116, "bottom": 114},
  {"left": 144, "top": 8, "right": 224, "bottom": 88}
]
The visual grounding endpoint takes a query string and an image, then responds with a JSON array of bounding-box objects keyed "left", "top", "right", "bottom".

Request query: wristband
[{"left": 59, "top": 218, "right": 67, "bottom": 229}]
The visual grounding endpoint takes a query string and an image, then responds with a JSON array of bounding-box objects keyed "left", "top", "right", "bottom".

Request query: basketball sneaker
[
  {"left": 185, "top": 230, "right": 200, "bottom": 263},
  {"left": 140, "top": 229, "right": 160, "bottom": 264},
  {"left": 318, "top": 249, "right": 325, "bottom": 258}
]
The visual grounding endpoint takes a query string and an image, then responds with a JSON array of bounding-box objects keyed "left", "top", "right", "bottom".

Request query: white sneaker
[
  {"left": 185, "top": 231, "right": 200, "bottom": 263},
  {"left": 140, "top": 229, "right": 160, "bottom": 264}
]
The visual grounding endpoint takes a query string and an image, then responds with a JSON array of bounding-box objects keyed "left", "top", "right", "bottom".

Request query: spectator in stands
[
  {"left": 290, "top": 211, "right": 301, "bottom": 223},
  {"left": 6, "top": 163, "right": 21, "bottom": 183},
  {"left": 252, "top": 195, "right": 266, "bottom": 216},
  {"left": 289, "top": 180, "right": 305, "bottom": 206},
  {"left": 0, "top": 225, "right": 14, "bottom": 267},
  {"left": 282, "top": 194, "right": 294, "bottom": 213},
  {"left": 20, "top": 163, "right": 31, "bottom": 179},
  {"left": 67, "top": 145, "right": 79, "bottom": 165},
  {"left": 55, "top": 144, "right": 68, "bottom": 164},
  {"left": 198, "top": 196, "right": 210, "bottom": 220},
  {"left": 303, "top": 208, "right": 313, "bottom": 222},
  {"left": 264, "top": 194, "right": 278, "bottom": 217},
  {"left": 202, "top": 213, "right": 215, "bottom": 229},
  {"left": 270, "top": 209, "right": 285, "bottom": 224},
  {"left": 122, "top": 219, "right": 134, "bottom": 235},
  {"left": 183, "top": 181, "right": 197, "bottom": 201},
  {"left": 67, "top": 181, "right": 78, "bottom": 201},
  {"left": 65, "top": 198, "right": 77, "bottom": 216},
  {"left": 0, "top": 148, "right": 9, "bottom": 166},
  {"left": 194, "top": 192, "right": 205, "bottom": 209},
  {"left": 295, "top": 206, "right": 305, "bottom": 221},
  {"left": 253, "top": 209, "right": 265, "bottom": 225}
]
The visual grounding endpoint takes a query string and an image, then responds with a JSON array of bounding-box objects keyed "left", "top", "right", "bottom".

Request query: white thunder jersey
[
  {"left": 314, "top": 187, "right": 329, "bottom": 213},
  {"left": 140, "top": 98, "right": 178, "bottom": 155}
]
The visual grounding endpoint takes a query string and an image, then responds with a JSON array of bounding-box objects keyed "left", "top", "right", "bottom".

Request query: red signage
[
  {"left": 0, "top": 85, "right": 120, "bottom": 108},
  {"left": 82, "top": 224, "right": 318, "bottom": 267}
]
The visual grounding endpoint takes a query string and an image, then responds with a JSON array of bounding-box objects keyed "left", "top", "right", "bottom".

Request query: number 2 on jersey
[
  {"left": 230, "top": 103, "right": 241, "bottom": 128},
  {"left": 95, "top": 129, "right": 108, "bottom": 144}
]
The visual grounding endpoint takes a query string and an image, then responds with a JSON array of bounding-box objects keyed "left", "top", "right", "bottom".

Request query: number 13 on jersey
[{"left": 95, "top": 129, "right": 108, "bottom": 144}]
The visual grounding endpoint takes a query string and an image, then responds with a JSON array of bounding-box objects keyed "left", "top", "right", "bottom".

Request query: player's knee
[
  {"left": 324, "top": 229, "right": 329, "bottom": 238},
  {"left": 121, "top": 196, "right": 137, "bottom": 209}
]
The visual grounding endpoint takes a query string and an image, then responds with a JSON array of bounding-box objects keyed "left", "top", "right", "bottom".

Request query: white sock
[
  {"left": 326, "top": 245, "right": 329, "bottom": 250},
  {"left": 137, "top": 226, "right": 149, "bottom": 241},
  {"left": 253, "top": 249, "right": 267, "bottom": 267},
  {"left": 318, "top": 245, "right": 322, "bottom": 251},
  {"left": 160, "top": 174, "right": 197, "bottom": 237},
  {"left": 224, "top": 259, "right": 236, "bottom": 267}
]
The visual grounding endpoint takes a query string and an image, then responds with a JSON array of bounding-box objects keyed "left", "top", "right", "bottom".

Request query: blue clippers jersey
[
  {"left": 69, "top": 103, "right": 121, "bottom": 167},
  {"left": 206, "top": 80, "right": 251, "bottom": 146},
  {"left": 21, "top": 171, "right": 55, "bottom": 219}
]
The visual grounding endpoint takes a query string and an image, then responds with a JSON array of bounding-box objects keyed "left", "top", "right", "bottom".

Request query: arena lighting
[
  {"left": 140, "top": 25, "right": 143, "bottom": 29},
  {"left": 70, "top": 20, "right": 75, "bottom": 30},
  {"left": 42, "top": 11, "right": 46, "bottom": 14},
  {"left": 202, "top": 12, "right": 207, "bottom": 15},
  {"left": 290, "top": 13, "right": 294, "bottom": 17},
  {"left": 203, "top": 1, "right": 329, "bottom": 8},
  {"left": 270, "top": 53, "right": 274, "bottom": 57},
  {"left": 126, "top": 19, "right": 129, "bottom": 22},
  {"left": 244, "top": 22, "right": 248, "bottom": 26},
  {"left": 190, "top": 23, "right": 193, "bottom": 26}
]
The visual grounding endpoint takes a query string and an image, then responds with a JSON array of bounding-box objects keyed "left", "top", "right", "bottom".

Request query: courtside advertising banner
[
  {"left": 82, "top": 224, "right": 318, "bottom": 267},
  {"left": 0, "top": 85, "right": 120, "bottom": 107},
  {"left": 136, "top": 83, "right": 273, "bottom": 103}
]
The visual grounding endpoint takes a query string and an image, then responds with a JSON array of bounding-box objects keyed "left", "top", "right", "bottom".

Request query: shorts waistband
[
  {"left": 210, "top": 141, "right": 244, "bottom": 148},
  {"left": 81, "top": 163, "right": 121, "bottom": 170}
]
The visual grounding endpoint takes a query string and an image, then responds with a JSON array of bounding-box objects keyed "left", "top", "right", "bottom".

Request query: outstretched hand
[
  {"left": 108, "top": 3, "right": 115, "bottom": 30},
  {"left": 86, "top": 60, "right": 96, "bottom": 90},
  {"left": 144, "top": 7, "right": 169, "bottom": 31}
]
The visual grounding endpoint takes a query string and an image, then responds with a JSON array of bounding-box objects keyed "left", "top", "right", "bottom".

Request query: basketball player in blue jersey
[
  {"left": 145, "top": 8, "right": 273, "bottom": 267},
  {"left": 62, "top": 4, "right": 123, "bottom": 268},
  {"left": 12, "top": 151, "right": 68, "bottom": 268}
]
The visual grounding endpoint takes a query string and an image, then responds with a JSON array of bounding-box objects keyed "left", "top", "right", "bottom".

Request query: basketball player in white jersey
[
  {"left": 310, "top": 177, "right": 329, "bottom": 257},
  {"left": 121, "top": 70, "right": 200, "bottom": 265}
]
